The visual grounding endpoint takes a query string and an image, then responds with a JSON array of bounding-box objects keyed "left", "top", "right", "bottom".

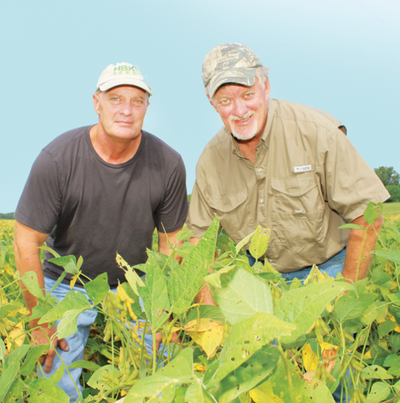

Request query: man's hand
[
  {"left": 31, "top": 324, "right": 69, "bottom": 373},
  {"left": 342, "top": 214, "right": 384, "bottom": 283}
]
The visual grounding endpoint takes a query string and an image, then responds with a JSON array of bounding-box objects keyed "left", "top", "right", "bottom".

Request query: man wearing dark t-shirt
[{"left": 13, "top": 62, "right": 188, "bottom": 401}]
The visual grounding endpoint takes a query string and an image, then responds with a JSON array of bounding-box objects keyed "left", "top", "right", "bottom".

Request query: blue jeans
[
  {"left": 40, "top": 277, "right": 153, "bottom": 403},
  {"left": 247, "top": 247, "right": 347, "bottom": 282}
]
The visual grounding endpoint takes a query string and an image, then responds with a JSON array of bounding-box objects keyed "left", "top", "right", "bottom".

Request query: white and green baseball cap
[
  {"left": 202, "top": 43, "right": 264, "bottom": 98},
  {"left": 96, "top": 62, "right": 152, "bottom": 95}
]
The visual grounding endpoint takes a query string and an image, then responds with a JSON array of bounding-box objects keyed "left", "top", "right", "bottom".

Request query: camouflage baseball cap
[
  {"left": 96, "top": 62, "right": 152, "bottom": 95},
  {"left": 202, "top": 43, "right": 263, "bottom": 98}
]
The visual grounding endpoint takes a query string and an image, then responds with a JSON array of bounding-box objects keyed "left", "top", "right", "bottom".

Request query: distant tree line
[
  {"left": 374, "top": 166, "right": 400, "bottom": 203},
  {"left": 0, "top": 212, "right": 14, "bottom": 219}
]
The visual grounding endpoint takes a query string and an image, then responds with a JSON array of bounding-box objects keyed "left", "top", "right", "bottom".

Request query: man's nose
[
  {"left": 120, "top": 101, "right": 133, "bottom": 115},
  {"left": 232, "top": 100, "right": 247, "bottom": 117}
]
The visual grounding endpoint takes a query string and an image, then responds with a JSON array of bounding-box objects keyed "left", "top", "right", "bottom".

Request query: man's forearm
[{"left": 341, "top": 215, "right": 384, "bottom": 282}]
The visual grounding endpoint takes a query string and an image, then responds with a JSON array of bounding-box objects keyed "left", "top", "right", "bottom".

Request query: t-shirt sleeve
[
  {"left": 323, "top": 129, "right": 390, "bottom": 222},
  {"left": 15, "top": 150, "right": 62, "bottom": 234},
  {"left": 153, "top": 156, "right": 188, "bottom": 233}
]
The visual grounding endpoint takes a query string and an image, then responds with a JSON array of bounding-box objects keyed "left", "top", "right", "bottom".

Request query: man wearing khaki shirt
[{"left": 186, "top": 43, "right": 389, "bottom": 304}]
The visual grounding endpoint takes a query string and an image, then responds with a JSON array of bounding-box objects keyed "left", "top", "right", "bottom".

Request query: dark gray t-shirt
[{"left": 15, "top": 125, "right": 188, "bottom": 287}]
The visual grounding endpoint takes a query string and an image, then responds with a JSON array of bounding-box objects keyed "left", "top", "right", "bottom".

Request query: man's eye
[
  {"left": 134, "top": 99, "right": 143, "bottom": 104},
  {"left": 244, "top": 93, "right": 253, "bottom": 98},
  {"left": 220, "top": 99, "right": 229, "bottom": 104}
]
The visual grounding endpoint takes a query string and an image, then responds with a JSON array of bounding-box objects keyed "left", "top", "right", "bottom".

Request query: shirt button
[
  {"left": 260, "top": 199, "right": 264, "bottom": 204},
  {"left": 258, "top": 168, "right": 262, "bottom": 172}
]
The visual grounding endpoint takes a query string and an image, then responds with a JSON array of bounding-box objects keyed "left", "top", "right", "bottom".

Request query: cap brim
[
  {"left": 207, "top": 68, "right": 256, "bottom": 98},
  {"left": 98, "top": 78, "right": 152, "bottom": 95}
]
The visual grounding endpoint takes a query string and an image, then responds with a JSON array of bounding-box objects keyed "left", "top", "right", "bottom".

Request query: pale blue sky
[{"left": 1, "top": 0, "right": 399, "bottom": 213}]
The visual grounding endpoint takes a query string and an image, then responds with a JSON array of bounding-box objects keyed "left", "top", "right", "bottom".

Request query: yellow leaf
[
  {"left": 250, "top": 381, "right": 284, "bottom": 403},
  {"left": 200, "top": 324, "right": 224, "bottom": 359},
  {"left": 193, "top": 363, "right": 207, "bottom": 373},
  {"left": 303, "top": 342, "right": 338, "bottom": 372},
  {"left": 70, "top": 274, "right": 79, "bottom": 289},
  {"left": 5, "top": 322, "right": 26, "bottom": 352},
  {"left": 303, "top": 343, "right": 318, "bottom": 372},
  {"left": 184, "top": 318, "right": 222, "bottom": 332},
  {"left": 120, "top": 390, "right": 127, "bottom": 396}
]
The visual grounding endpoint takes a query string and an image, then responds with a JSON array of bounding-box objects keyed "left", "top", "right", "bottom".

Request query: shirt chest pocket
[{"left": 269, "top": 174, "right": 325, "bottom": 251}]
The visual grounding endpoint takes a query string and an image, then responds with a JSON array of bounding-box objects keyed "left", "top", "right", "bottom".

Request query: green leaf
[
  {"left": 174, "top": 242, "right": 195, "bottom": 259},
  {"left": 217, "top": 345, "right": 280, "bottom": 402},
  {"left": 21, "top": 345, "right": 49, "bottom": 376},
  {"left": 169, "top": 216, "right": 219, "bottom": 315},
  {"left": 0, "top": 360, "right": 20, "bottom": 402},
  {"left": 5, "top": 344, "right": 31, "bottom": 368},
  {"left": 275, "top": 281, "right": 352, "bottom": 344},
  {"left": 116, "top": 253, "right": 145, "bottom": 296},
  {"left": 69, "top": 360, "right": 100, "bottom": 371},
  {"left": 87, "top": 365, "right": 116, "bottom": 390},
  {"left": 204, "top": 265, "right": 236, "bottom": 289},
  {"left": 26, "top": 378, "right": 69, "bottom": 403},
  {"left": 334, "top": 293, "right": 378, "bottom": 322},
  {"left": 48, "top": 255, "right": 79, "bottom": 275},
  {"left": 175, "top": 225, "right": 194, "bottom": 242},
  {"left": 365, "top": 382, "right": 390, "bottom": 402},
  {"left": 39, "top": 290, "right": 91, "bottom": 324},
  {"left": 138, "top": 253, "right": 171, "bottom": 330},
  {"left": 3, "top": 378, "right": 24, "bottom": 403},
  {"left": 0, "top": 338, "right": 5, "bottom": 361},
  {"left": 303, "top": 379, "right": 335, "bottom": 403},
  {"left": 157, "top": 348, "right": 194, "bottom": 379},
  {"left": 57, "top": 307, "right": 90, "bottom": 339},
  {"left": 248, "top": 226, "right": 270, "bottom": 260},
  {"left": 361, "top": 365, "right": 392, "bottom": 380},
  {"left": 363, "top": 201, "right": 383, "bottom": 225},
  {"left": 378, "top": 320, "right": 397, "bottom": 338},
  {"left": 38, "top": 246, "right": 60, "bottom": 258},
  {"left": 207, "top": 312, "right": 295, "bottom": 387},
  {"left": 374, "top": 250, "right": 400, "bottom": 264},
  {"left": 235, "top": 230, "right": 256, "bottom": 255},
  {"left": 184, "top": 383, "right": 214, "bottom": 403},
  {"left": 0, "top": 304, "right": 21, "bottom": 321},
  {"left": 186, "top": 305, "right": 225, "bottom": 323},
  {"left": 20, "top": 271, "right": 45, "bottom": 300},
  {"left": 84, "top": 273, "right": 110, "bottom": 306},
  {"left": 338, "top": 223, "right": 365, "bottom": 230},
  {"left": 212, "top": 268, "right": 273, "bottom": 325},
  {"left": 263, "top": 357, "right": 311, "bottom": 403},
  {"left": 50, "top": 364, "right": 66, "bottom": 384}
]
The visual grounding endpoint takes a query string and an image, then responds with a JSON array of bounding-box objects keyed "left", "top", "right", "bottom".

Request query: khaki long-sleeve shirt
[{"left": 186, "top": 99, "right": 389, "bottom": 272}]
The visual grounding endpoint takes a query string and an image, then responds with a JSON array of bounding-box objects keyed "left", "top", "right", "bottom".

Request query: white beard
[{"left": 229, "top": 111, "right": 258, "bottom": 141}]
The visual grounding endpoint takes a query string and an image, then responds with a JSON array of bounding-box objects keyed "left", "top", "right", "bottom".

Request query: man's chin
[{"left": 231, "top": 130, "right": 257, "bottom": 141}]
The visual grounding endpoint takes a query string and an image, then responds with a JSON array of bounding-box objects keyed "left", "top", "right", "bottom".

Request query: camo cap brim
[
  {"left": 96, "top": 62, "right": 152, "bottom": 95},
  {"left": 202, "top": 43, "right": 263, "bottom": 98}
]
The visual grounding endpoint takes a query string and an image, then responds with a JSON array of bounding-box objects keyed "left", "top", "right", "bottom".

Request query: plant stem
[{"left": 277, "top": 340, "right": 296, "bottom": 403}]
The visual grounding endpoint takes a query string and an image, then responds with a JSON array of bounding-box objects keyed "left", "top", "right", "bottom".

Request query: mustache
[{"left": 229, "top": 111, "right": 255, "bottom": 122}]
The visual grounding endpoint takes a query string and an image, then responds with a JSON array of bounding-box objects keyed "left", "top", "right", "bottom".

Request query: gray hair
[{"left": 207, "top": 66, "right": 270, "bottom": 102}]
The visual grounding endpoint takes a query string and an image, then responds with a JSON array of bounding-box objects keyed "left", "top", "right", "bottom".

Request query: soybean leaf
[
  {"left": 0, "top": 304, "right": 20, "bottom": 321},
  {"left": 184, "top": 383, "right": 214, "bottom": 403},
  {"left": 334, "top": 293, "right": 378, "bottom": 322},
  {"left": 363, "top": 201, "right": 383, "bottom": 225},
  {"left": 235, "top": 231, "right": 256, "bottom": 255},
  {"left": 0, "top": 338, "right": 5, "bottom": 362},
  {"left": 169, "top": 216, "right": 219, "bottom": 315},
  {"left": 204, "top": 265, "right": 236, "bottom": 289},
  {"left": 39, "top": 290, "right": 91, "bottom": 324},
  {"left": 38, "top": 246, "right": 60, "bottom": 258},
  {"left": 116, "top": 253, "right": 145, "bottom": 296},
  {"left": 175, "top": 225, "right": 194, "bottom": 242},
  {"left": 374, "top": 250, "right": 400, "bottom": 265},
  {"left": 365, "top": 382, "right": 390, "bottom": 402},
  {"left": 69, "top": 360, "right": 100, "bottom": 371},
  {"left": 186, "top": 305, "right": 225, "bottom": 323},
  {"left": 88, "top": 365, "right": 116, "bottom": 390},
  {"left": 174, "top": 242, "right": 195, "bottom": 259},
  {"left": 138, "top": 253, "right": 170, "bottom": 330},
  {"left": 157, "top": 348, "right": 194, "bottom": 379},
  {"left": 21, "top": 345, "right": 49, "bottom": 376},
  {"left": 262, "top": 358, "right": 311, "bottom": 403},
  {"left": 0, "top": 361, "right": 20, "bottom": 402},
  {"left": 50, "top": 364, "right": 66, "bottom": 384},
  {"left": 26, "top": 378, "right": 69, "bottom": 403},
  {"left": 275, "top": 281, "right": 352, "bottom": 344},
  {"left": 20, "top": 271, "right": 45, "bottom": 300},
  {"left": 212, "top": 268, "right": 273, "bottom": 325},
  {"left": 361, "top": 365, "right": 392, "bottom": 380},
  {"left": 5, "top": 344, "right": 30, "bottom": 368},
  {"left": 48, "top": 255, "right": 79, "bottom": 275},
  {"left": 249, "top": 226, "right": 270, "bottom": 260},
  {"left": 84, "top": 273, "right": 109, "bottom": 306},
  {"left": 207, "top": 312, "right": 295, "bottom": 387},
  {"left": 4, "top": 378, "right": 24, "bottom": 403},
  {"left": 303, "top": 379, "right": 335, "bottom": 403},
  {"left": 57, "top": 307, "right": 90, "bottom": 339},
  {"left": 217, "top": 345, "right": 280, "bottom": 402},
  {"left": 378, "top": 321, "right": 397, "bottom": 338}
]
